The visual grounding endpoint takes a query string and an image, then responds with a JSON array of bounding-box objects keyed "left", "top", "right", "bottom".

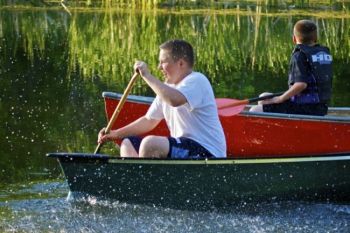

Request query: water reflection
[
  {"left": 0, "top": 10, "right": 107, "bottom": 183},
  {"left": 0, "top": 8, "right": 349, "bottom": 185}
]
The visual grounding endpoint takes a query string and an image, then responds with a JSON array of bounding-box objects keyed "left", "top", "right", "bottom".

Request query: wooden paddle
[
  {"left": 94, "top": 72, "right": 139, "bottom": 154},
  {"left": 218, "top": 92, "right": 284, "bottom": 117}
]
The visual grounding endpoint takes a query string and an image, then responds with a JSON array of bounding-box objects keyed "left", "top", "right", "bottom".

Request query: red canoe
[{"left": 102, "top": 92, "right": 350, "bottom": 158}]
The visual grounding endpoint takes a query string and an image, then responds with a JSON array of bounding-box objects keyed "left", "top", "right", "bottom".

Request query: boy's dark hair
[
  {"left": 159, "top": 39, "right": 194, "bottom": 67},
  {"left": 294, "top": 20, "right": 317, "bottom": 44}
]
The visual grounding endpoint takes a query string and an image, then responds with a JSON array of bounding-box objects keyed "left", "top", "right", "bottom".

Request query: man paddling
[{"left": 98, "top": 39, "right": 226, "bottom": 158}]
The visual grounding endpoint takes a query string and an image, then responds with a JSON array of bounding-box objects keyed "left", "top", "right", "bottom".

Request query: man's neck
[{"left": 171, "top": 69, "right": 193, "bottom": 85}]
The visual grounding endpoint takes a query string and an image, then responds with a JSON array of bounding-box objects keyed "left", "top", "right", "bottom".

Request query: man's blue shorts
[{"left": 125, "top": 136, "right": 214, "bottom": 159}]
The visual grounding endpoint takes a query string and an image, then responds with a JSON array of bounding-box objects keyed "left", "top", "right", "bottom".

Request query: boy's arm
[
  {"left": 262, "top": 82, "right": 307, "bottom": 104},
  {"left": 272, "top": 82, "right": 307, "bottom": 104},
  {"left": 98, "top": 116, "right": 161, "bottom": 144}
]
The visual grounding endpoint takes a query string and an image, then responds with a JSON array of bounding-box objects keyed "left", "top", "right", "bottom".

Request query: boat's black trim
[{"left": 47, "top": 152, "right": 110, "bottom": 162}]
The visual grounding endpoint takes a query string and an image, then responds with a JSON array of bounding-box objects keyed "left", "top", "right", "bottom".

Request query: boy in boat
[
  {"left": 98, "top": 39, "right": 226, "bottom": 158},
  {"left": 249, "top": 19, "right": 333, "bottom": 116}
]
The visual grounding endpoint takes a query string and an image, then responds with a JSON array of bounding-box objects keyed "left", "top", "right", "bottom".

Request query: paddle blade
[
  {"left": 216, "top": 98, "right": 247, "bottom": 117},
  {"left": 218, "top": 104, "right": 246, "bottom": 117}
]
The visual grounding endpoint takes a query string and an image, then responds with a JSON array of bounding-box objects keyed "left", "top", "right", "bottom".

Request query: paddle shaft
[
  {"left": 94, "top": 72, "right": 139, "bottom": 154},
  {"left": 218, "top": 92, "right": 284, "bottom": 109},
  {"left": 248, "top": 92, "right": 285, "bottom": 103}
]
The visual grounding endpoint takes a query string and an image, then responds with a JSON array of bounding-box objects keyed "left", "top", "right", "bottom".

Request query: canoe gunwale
[{"left": 47, "top": 152, "right": 350, "bottom": 165}]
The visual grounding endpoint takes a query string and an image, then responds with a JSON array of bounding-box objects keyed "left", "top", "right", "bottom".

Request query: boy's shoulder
[
  {"left": 294, "top": 44, "right": 332, "bottom": 64},
  {"left": 294, "top": 44, "right": 330, "bottom": 53},
  {"left": 292, "top": 44, "right": 331, "bottom": 61}
]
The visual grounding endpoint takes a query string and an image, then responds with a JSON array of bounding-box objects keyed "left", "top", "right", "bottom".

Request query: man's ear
[
  {"left": 292, "top": 35, "right": 297, "bottom": 44},
  {"left": 178, "top": 59, "right": 184, "bottom": 67}
]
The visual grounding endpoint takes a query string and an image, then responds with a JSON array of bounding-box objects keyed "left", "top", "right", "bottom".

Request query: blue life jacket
[{"left": 291, "top": 44, "right": 333, "bottom": 104}]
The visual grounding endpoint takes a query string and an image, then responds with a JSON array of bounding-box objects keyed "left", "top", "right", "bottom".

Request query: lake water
[
  {"left": 1, "top": 2, "right": 350, "bottom": 232},
  {"left": 1, "top": 182, "right": 350, "bottom": 232}
]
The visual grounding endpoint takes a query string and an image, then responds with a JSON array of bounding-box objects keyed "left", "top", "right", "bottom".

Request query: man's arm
[
  {"left": 98, "top": 116, "right": 161, "bottom": 144},
  {"left": 134, "top": 61, "right": 187, "bottom": 107},
  {"left": 142, "top": 73, "right": 187, "bottom": 107}
]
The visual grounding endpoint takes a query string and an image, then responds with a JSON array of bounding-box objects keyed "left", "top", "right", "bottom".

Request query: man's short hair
[
  {"left": 159, "top": 39, "right": 194, "bottom": 67},
  {"left": 294, "top": 20, "right": 317, "bottom": 44}
]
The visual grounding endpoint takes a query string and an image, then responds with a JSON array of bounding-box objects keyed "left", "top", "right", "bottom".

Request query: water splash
[{"left": 2, "top": 182, "right": 349, "bottom": 232}]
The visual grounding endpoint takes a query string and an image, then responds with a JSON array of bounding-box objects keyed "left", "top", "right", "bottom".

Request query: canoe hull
[{"left": 48, "top": 153, "right": 350, "bottom": 208}]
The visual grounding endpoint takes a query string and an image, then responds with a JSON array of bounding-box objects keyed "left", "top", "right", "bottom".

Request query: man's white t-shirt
[{"left": 145, "top": 72, "right": 226, "bottom": 158}]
